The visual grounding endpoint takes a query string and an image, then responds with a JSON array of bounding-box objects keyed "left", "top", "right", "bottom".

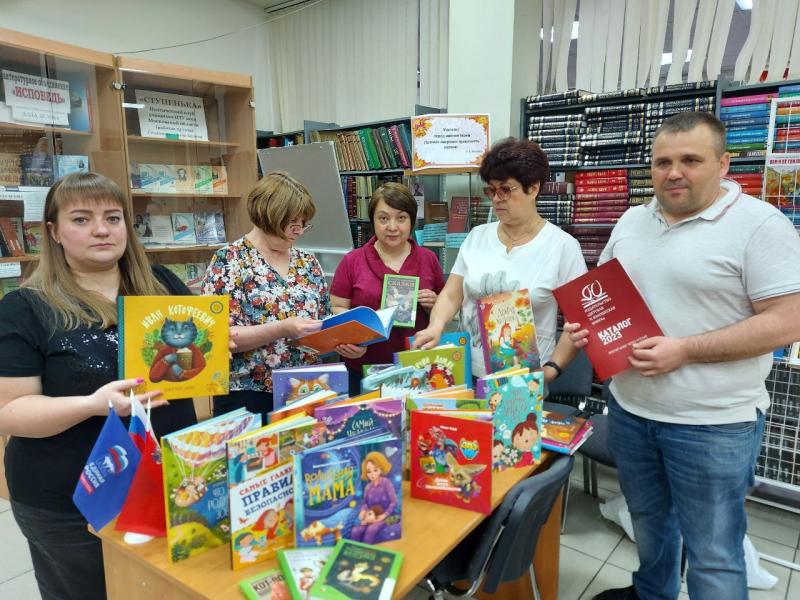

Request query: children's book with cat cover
[
  {"left": 268, "top": 390, "right": 341, "bottom": 424},
  {"left": 294, "top": 306, "right": 398, "bottom": 356},
  {"left": 393, "top": 345, "right": 468, "bottom": 391},
  {"left": 293, "top": 434, "right": 403, "bottom": 548},
  {"left": 272, "top": 363, "right": 349, "bottom": 411},
  {"left": 309, "top": 539, "right": 403, "bottom": 600},
  {"left": 409, "top": 410, "right": 493, "bottom": 514},
  {"left": 229, "top": 461, "right": 294, "bottom": 569},
  {"left": 314, "top": 397, "right": 404, "bottom": 442},
  {"left": 239, "top": 568, "right": 289, "bottom": 600},
  {"left": 476, "top": 289, "right": 540, "bottom": 373},
  {"left": 380, "top": 274, "right": 419, "bottom": 328},
  {"left": 407, "top": 330, "right": 472, "bottom": 382},
  {"left": 277, "top": 547, "right": 333, "bottom": 600},
  {"left": 118, "top": 295, "right": 230, "bottom": 400},
  {"left": 161, "top": 409, "right": 261, "bottom": 563},
  {"left": 484, "top": 371, "right": 543, "bottom": 470}
]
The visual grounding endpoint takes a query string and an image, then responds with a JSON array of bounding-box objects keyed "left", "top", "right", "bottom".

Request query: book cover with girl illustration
[
  {"left": 476, "top": 289, "right": 540, "bottom": 373},
  {"left": 310, "top": 539, "right": 403, "bottom": 600},
  {"left": 161, "top": 409, "right": 261, "bottom": 563},
  {"left": 484, "top": 371, "right": 543, "bottom": 469},
  {"left": 293, "top": 435, "right": 403, "bottom": 548},
  {"left": 118, "top": 295, "right": 230, "bottom": 400},
  {"left": 277, "top": 547, "right": 333, "bottom": 600},
  {"left": 409, "top": 410, "right": 493, "bottom": 514},
  {"left": 380, "top": 274, "right": 419, "bottom": 328}
]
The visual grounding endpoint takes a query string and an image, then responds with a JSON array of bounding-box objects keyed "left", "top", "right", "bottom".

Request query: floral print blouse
[{"left": 202, "top": 236, "right": 330, "bottom": 392}]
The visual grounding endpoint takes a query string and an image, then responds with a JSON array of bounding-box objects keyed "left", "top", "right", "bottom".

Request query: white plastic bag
[{"left": 598, "top": 495, "right": 778, "bottom": 590}]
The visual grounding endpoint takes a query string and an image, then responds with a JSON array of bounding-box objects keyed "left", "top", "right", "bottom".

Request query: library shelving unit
[
  {"left": 117, "top": 56, "right": 257, "bottom": 273},
  {"left": 0, "top": 28, "right": 128, "bottom": 287},
  {"left": 305, "top": 116, "right": 415, "bottom": 249},
  {"left": 520, "top": 82, "right": 718, "bottom": 268}
]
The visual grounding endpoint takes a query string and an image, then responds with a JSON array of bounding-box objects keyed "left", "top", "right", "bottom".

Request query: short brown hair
[
  {"left": 652, "top": 111, "right": 727, "bottom": 157},
  {"left": 479, "top": 137, "right": 549, "bottom": 192},
  {"left": 247, "top": 171, "right": 315, "bottom": 240},
  {"left": 368, "top": 182, "right": 417, "bottom": 224}
]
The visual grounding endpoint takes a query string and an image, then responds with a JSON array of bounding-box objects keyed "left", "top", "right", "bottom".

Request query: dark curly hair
[{"left": 479, "top": 137, "right": 549, "bottom": 193}]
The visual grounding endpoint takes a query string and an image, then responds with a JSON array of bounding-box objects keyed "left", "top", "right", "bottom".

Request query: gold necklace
[{"left": 500, "top": 218, "right": 545, "bottom": 247}]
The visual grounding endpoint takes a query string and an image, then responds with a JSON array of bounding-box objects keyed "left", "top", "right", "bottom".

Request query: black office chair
[
  {"left": 424, "top": 454, "right": 574, "bottom": 600},
  {"left": 578, "top": 380, "right": 615, "bottom": 497}
]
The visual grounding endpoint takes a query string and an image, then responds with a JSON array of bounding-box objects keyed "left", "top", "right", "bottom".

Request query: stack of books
[
  {"left": 536, "top": 181, "right": 574, "bottom": 226},
  {"left": 727, "top": 164, "right": 764, "bottom": 199},
  {"left": 570, "top": 225, "right": 612, "bottom": 267},
  {"left": 541, "top": 410, "right": 593, "bottom": 455},
  {"left": 627, "top": 168, "right": 653, "bottom": 206},
  {"left": 526, "top": 113, "right": 586, "bottom": 167},
  {"left": 311, "top": 123, "right": 412, "bottom": 172},
  {"left": 573, "top": 169, "right": 629, "bottom": 225},
  {"left": 719, "top": 93, "right": 774, "bottom": 158},
  {"left": 582, "top": 105, "right": 647, "bottom": 166}
]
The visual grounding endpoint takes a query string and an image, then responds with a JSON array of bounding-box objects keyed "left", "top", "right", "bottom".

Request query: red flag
[{"left": 115, "top": 431, "right": 166, "bottom": 537}]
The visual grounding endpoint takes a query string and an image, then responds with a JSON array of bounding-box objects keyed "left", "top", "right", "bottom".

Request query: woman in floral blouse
[{"left": 202, "top": 171, "right": 328, "bottom": 420}]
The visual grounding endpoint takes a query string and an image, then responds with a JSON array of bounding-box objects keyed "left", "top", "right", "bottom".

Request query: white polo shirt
[{"left": 602, "top": 179, "right": 800, "bottom": 424}]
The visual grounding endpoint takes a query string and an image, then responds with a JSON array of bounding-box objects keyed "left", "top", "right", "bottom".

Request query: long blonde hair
[{"left": 24, "top": 172, "right": 167, "bottom": 330}]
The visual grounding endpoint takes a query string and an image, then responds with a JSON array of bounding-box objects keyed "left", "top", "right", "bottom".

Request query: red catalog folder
[{"left": 553, "top": 258, "right": 663, "bottom": 380}]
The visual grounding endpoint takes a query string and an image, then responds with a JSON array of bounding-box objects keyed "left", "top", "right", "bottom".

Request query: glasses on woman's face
[
  {"left": 287, "top": 220, "right": 313, "bottom": 234},
  {"left": 483, "top": 184, "right": 520, "bottom": 201}
]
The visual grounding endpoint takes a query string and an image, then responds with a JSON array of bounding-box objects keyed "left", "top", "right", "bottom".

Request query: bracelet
[{"left": 543, "top": 361, "right": 563, "bottom": 379}]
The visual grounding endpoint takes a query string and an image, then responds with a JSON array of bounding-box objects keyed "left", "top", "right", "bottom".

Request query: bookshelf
[
  {"left": 0, "top": 27, "right": 128, "bottom": 293},
  {"left": 117, "top": 56, "right": 257, "bottom": 280}
]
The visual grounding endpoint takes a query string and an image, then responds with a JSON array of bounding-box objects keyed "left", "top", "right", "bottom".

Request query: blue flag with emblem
[{"left": 73, "top": 406, "right": 141, "bottom": 531}]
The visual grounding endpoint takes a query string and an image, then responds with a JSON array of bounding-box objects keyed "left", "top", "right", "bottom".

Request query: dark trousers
[
  {"left": 213, "top": 389, "right": 274, "bottom": 423},
  {"left": 347, "top": 366, "right": 363, "bottom": 397},
  {"left": 11, "top": 500, "right": 106, "bottom": 600}
]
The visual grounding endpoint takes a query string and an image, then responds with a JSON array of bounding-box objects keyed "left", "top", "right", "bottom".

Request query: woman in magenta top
[{"left": 331, "top": 182, "right": 445, "bottom": 394}]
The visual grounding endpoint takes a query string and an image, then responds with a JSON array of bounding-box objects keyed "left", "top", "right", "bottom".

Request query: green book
[
  {"left": 277, "top": 547, "right": 333, "bottom": 600},
  {"left": 357, "top": 128, "right": 381, "bottom": 170},
  {"left": 239, "top": 568, "right": 288, "bottom": 599},
  {"left": 308, "top": 539, "right": 403, "bottom": 600},
  {"left": 380, "top": 274, "right": 419, "bottom": 328}
]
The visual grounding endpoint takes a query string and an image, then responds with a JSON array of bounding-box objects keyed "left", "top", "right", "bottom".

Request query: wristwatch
[{"left": 543, "top": 361, "right": 563, "bottom": 379}]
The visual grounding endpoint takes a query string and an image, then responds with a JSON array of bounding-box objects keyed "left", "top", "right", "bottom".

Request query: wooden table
[{"left": 96, "top": 456, "right": 562, "bottom": 599}]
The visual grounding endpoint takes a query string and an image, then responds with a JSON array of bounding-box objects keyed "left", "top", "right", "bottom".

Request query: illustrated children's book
[
  {"left": 484, "top": 371, "right": 543, "bottom": 469},
  {"left": 393, "top": 345, "right": 468, "bottom": 390},
  {"left": 293, "top": 434, "right": 403, "bottom": 548},
  {"left": 294, "top": 306, "right": 398, "bottom": 356},
  {"left": 476, "top": 289, "right": 540, "bottom": 373},
  {"left": 118, "top": 295, "right": 230, "bottom": 400},
  {"left": 410, "top": 410, "right": 493, "bottom": 514},
  {"left": 269, "top": 389, "right": 340, "bottom": 424},
  {"left": 361, "top": 364, "right": 427, "bottom": 394},
  {"left": 161, "top": 409, "right": 261, "bottom": 563},
  {"left": 541, "top": 411, "right": 594, "bottom": 455},
  {"left": 476, "top": 366, "right": 529, "bottom": 399},
  {"left": 277, "top": 547, "right": 333, "bottom": 600},
  {"left": 309, "top": 539, "right": 403, "bottom": 600},
  {"left": 314, "top": 397, "right": 404, "bottom": 442},
  {"left": 272, "top": 363, "right": 349, "bottom": 411},
  {"left": 229, "top": 461, "right": 294, "bottom": 569},
  {"left": 380, "top": 274, "right": 419, "bottom": 328},
  {"left": 239, "top": 568, "right": 290, "bottom": 600},
  {"left": 408, "top": 330, "right": 473, "bottom": 382}
]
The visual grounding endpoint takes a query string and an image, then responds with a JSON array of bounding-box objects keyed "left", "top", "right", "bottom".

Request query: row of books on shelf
[
  {"left": 524, "top": 81, "right": 717, "bottom": 108},
  {"left": 130, "top": 163, "right": 229, "bottom": 195},
  {"left": 340, "top": 173, "right": 404, "bottom": 220},
  {"left": 133, "top": 211, "right": 227, "bottom": 246},
  {"left": 162, "top": 262, "right": 208, "bottom": 294},
  {"left": 0, "top": 152, "right": 89, "bottom": 187},
  {"left": 0, "top": 276, "right": 20, "bottom": 298},
  {"left": 0, "top": 216, "right": 41, "bottom": 257},
  {"left": 720, "top": 84, "right": 800, "bottom": 157},
  {"left": 311, "top": 122, "right": 413, "bottom": 172}
]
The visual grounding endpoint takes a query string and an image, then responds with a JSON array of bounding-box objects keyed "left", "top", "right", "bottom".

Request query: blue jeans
[
  {"left": 607, "top": 395, "right": 765, "bottom": 600},
  {"left": 11, "top": 500, "right": 106, "bottom": 600}
]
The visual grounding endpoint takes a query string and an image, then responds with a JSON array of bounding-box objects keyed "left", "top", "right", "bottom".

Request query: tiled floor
[{"left": 2, "top": 455, "right": 800, "bottom": 600}]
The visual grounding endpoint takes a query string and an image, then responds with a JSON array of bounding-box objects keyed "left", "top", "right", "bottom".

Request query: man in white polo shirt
[{"left": 568, "top": 111, "right": 800, "bottom": 600}]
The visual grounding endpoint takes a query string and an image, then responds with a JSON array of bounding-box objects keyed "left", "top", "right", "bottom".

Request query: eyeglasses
[
  {"left": 287, "top": 221, "right": 313, "bottom": 233},
  {"left": 483, "top": 184, "right": 520, "bottom": 201}
]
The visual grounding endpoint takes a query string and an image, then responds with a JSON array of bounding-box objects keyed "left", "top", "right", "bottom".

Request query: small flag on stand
[
  {"left": 73, "top": 405, "right": 140, "bottom": 532},
  {"left": 116, "top": 392, "right": 167, "bottom": 537}
]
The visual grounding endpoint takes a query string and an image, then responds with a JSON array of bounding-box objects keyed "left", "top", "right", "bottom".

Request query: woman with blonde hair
[
  {"left": 0, "top": 172, "right": 197, "bottom": 600},
  {"left": 203, "top": 171, "right": 328, "bottom": 420}
]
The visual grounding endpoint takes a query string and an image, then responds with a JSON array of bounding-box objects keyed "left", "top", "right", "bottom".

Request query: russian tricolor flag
[{"left": 128, "top": 393, "right": 156, "bottom": 452}]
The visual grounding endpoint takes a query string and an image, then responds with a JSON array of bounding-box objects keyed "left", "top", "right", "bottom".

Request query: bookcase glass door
[
  {"left": 0, "top": 28, "right": 125, "bottom": 289},
  {"left": 117, "top": 57, "right": 256, "bottom": 291}
]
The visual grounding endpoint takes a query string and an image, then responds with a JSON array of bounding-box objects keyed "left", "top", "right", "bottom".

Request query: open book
[{"left": 293, "top": 305, "right": 398, "bottom": 355}]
